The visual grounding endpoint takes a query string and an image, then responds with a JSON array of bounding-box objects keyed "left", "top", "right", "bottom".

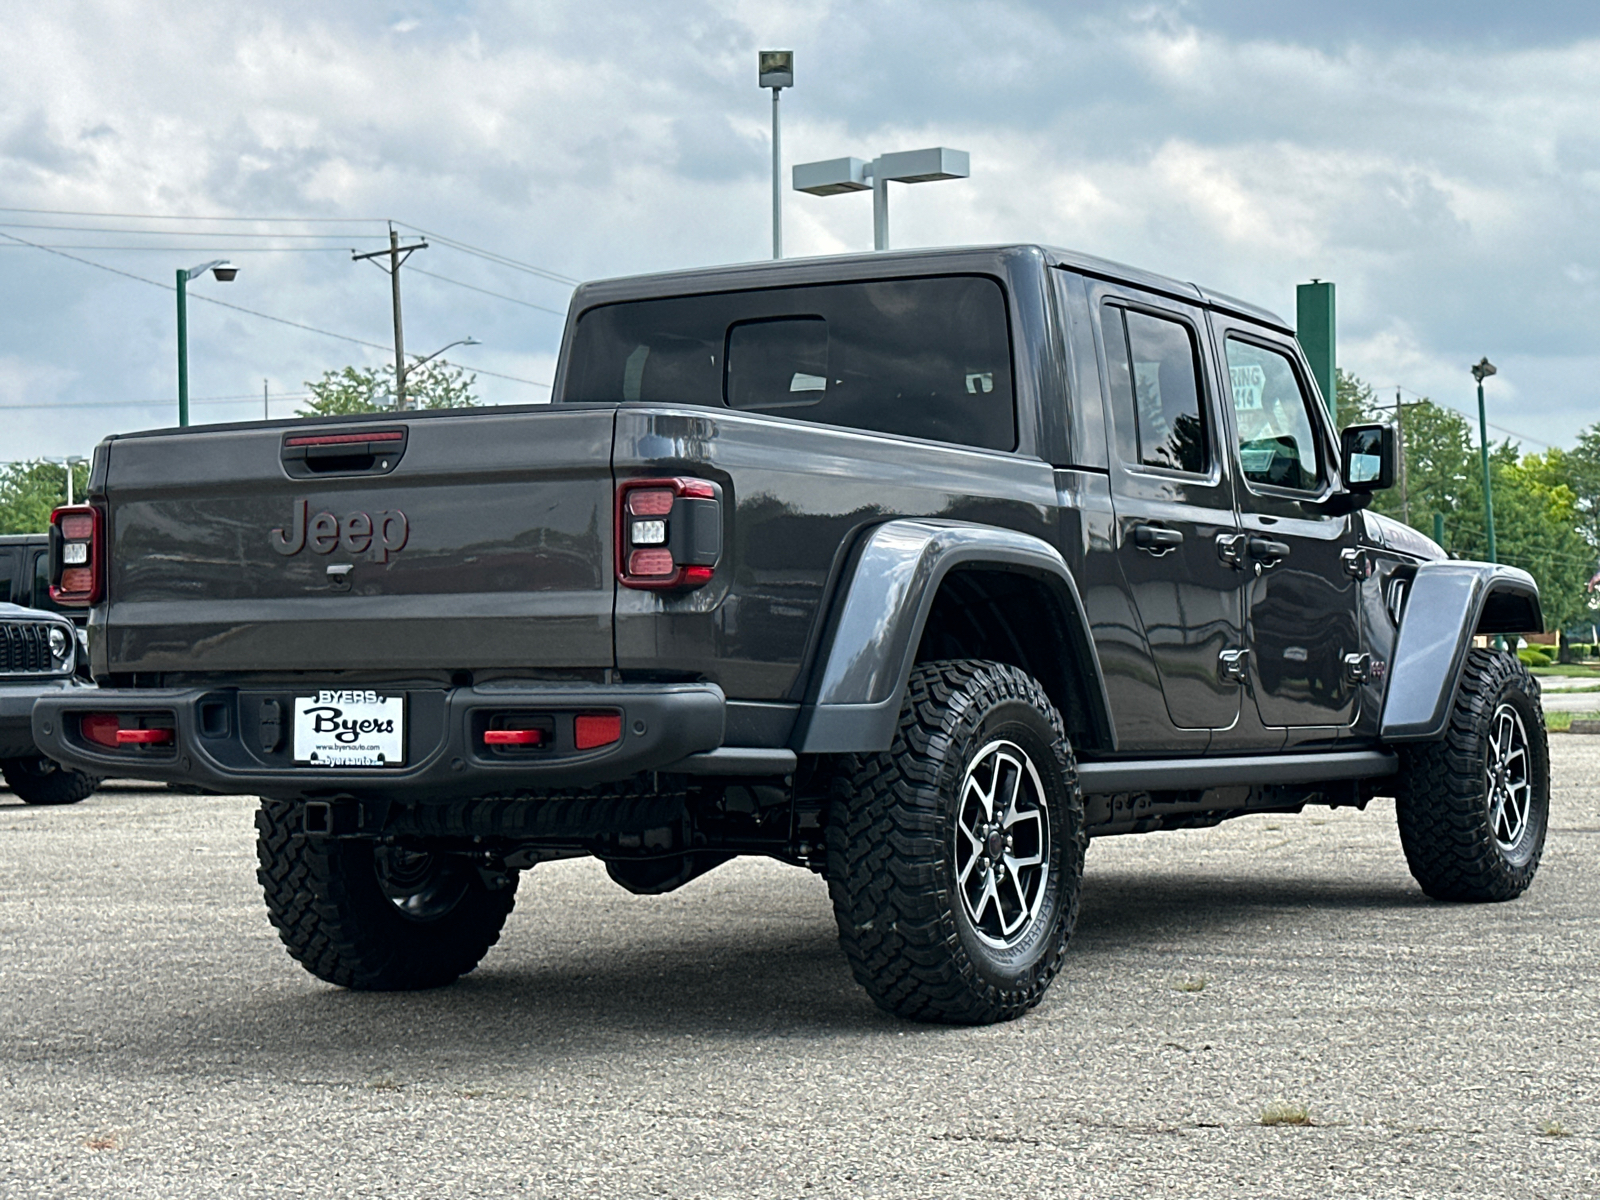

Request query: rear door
[
  {"left": 1090, "top": 284, "right": 1245, "bottom": 743},
  {"left": 1210, "top": 316, "right": 1363, "bottom": 732}
]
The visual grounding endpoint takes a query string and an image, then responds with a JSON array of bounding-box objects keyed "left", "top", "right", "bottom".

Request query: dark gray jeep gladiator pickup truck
[{"left": 35, "top": 245, "right": 1547, "bottom": 1024}]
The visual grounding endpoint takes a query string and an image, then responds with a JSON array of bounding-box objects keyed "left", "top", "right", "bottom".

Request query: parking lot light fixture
[
  {"left": 176, "top": 260, "right": 238, "bottom": 427},
  {"left": 793, "top": 147, "right": 970, "bottom": 251},
  {"left": 1472, "top": 357, "right": 1498, "bottom": 563}
]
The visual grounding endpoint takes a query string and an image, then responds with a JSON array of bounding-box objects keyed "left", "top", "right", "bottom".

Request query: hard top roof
[{"left": 570, "top": 243, "right": 1293, "bottom": 335}]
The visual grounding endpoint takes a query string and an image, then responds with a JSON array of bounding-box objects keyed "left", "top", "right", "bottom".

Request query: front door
[
  {"left": 1094, "top": 288, "right": 1244, "bottom": 739},
  {"left": 1212, "top": 320, "right": 1363, "bottom": 730}
]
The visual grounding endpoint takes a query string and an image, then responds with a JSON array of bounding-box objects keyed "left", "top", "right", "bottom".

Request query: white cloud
[{"left": 1, "top": 0, "right": 1599, "bottom": 462}]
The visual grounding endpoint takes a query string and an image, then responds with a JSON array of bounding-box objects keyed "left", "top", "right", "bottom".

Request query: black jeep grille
[{"left": 0, "top": 621, "right": 55, "bottom": 675}]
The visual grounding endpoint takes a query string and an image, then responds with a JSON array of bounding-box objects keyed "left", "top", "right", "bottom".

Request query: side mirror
[{"left": 1340, "top": 424, "right": 1395, "bottom": 492}]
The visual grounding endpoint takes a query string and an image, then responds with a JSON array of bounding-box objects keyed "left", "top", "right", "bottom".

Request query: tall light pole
[
  {"left": 759, "top": 51, "right": 793, "bottom": 259},
  {"left": 1473, "top": 357, "right": 1498, "bottom": 563},
  {"left": 176, "top": 260, "right": 238, "bottom": 427},
  {"left": 407, "top": 337, "right": 479, "bottom": 387},
  {"left": 793, "top": 147, "right": 970, "bottom": 251}
]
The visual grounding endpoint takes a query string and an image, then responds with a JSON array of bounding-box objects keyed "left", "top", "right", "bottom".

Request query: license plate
[{"left": 292, "top": 691, "right": 405, "bottom": 767}]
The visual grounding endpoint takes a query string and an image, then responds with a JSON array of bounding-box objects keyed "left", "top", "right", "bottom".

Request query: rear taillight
[
  {"left": 49, "top": 503, "right": 105, "bottom": 606},
  {"left": 616, "top": 477, "right": 722, "bottom": 590}
]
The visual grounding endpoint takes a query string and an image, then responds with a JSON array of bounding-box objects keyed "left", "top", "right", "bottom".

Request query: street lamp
[
  {"left": 176, "top": 260, "right": 238, "bottom": 427},
  {"left": 759, "top": 50, "right": 793, "bottom": 260},
  {"left": 1472, "top": 357, "right": 1498, "bottom": 564},
  {"left": 793, "top": 147, "right": 970, "bottom": 251},
  {"left": 397, "top": 337, "right": 480, "bottom": 409}
]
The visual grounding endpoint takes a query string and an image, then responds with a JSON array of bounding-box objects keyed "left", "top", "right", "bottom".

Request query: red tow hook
[
  {"left": 115, "top": 729, "right": 174, "bottom": 746},
  {"left": 483, "top": 729, "right": 543, "bottom": 746}
]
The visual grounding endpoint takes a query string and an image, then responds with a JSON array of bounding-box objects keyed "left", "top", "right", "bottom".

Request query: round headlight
[{"left": 49, "top": 626, "right": 70, "bottom": 659}]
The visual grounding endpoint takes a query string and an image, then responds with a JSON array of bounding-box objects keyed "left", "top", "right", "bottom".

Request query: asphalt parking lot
[{"left": 2, "top": 739, "right": 1596, "bottom": 1199}]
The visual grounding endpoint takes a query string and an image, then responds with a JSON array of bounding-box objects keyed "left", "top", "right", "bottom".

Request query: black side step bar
[{"left": 1076, "top": 750, "right": 1397, "bottom": 795}]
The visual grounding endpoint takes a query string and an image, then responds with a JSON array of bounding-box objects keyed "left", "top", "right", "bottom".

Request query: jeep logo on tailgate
[{"left": 270, "top": 499, "right": 409, "bottom": 562}]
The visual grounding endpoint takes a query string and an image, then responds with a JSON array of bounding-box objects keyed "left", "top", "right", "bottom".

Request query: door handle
[
  {"left": 1133, "top": 524, "right": 1185, "bottom": 554},
  {"left": 1247, "top": 537, "right": 1291, "bottom": 564}
]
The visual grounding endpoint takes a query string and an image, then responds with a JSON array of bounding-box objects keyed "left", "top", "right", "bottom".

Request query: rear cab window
[
  {"left": 1099, "top": 304, "right": 1209, "bottom": 475},
  {"left": 564, "top": 275, "right": 1017, "bottom": 451}
]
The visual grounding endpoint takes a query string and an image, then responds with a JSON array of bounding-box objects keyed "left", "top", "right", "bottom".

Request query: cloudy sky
[{"left": 4, "top": 0, "right": 1599, "bottom": 461}]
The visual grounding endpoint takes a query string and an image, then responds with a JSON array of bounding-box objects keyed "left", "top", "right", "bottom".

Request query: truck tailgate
[{"left": 97, "top": 407, "right": 617, "bottom": 675}]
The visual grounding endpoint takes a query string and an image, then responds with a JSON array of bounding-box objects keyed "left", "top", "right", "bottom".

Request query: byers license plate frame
[{"left": 292, "top": 690, "right": 405, "bottom": 767}]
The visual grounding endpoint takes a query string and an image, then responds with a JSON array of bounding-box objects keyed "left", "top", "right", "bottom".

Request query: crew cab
[{"left": 34, "top": 245, "right": 1547, "bottom": 1024}]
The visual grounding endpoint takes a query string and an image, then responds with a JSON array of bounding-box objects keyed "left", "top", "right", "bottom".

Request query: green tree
[
  {"left": 1340, "top": 371, "right": 1598, "bottom": 634},
  {"left": 0, "top": 460, "right": 92, "bottom": 535},
  {"left": 299, "top": 361, "right": 479, "bottom": 417},
  {"left": 1335, "top": 368, "right": 1379, "bottom": 430}
]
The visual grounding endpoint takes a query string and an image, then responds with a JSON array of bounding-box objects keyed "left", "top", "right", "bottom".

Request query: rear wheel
[
  {"left": 827, "top": 660, "right": 1085, "bottom": 1024},
  {"left": 1, "top": 756, "right": 102, "bottom": 806},
  {"left": 1395, "top": 649, "right": 1549, "bottom": 901},
  {"left": 255, "top": 799, "right": 517, "bottom": 989}
]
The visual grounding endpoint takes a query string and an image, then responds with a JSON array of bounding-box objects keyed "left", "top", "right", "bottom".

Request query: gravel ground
[{"left": 1, "top": 739, "right": 1596, "bottom": 1199}]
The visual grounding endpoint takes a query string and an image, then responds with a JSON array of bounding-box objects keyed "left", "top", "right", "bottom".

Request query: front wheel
[
  {"left": 1395, "top": 649, "right": 1550, "bottom": 902},
  {"left": 255, "top": 799, "right": 518, "bottom": 989},
  {"left": 826, "top": 660, "right": 1086, "bottom": 1024},
  {"left": 1, "top": 757, "right": 102, "bottom": 806}
]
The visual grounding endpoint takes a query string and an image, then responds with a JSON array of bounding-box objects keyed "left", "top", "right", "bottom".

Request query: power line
[
  {"left": 396, "top": 223, "right": 579, "bottom": 285},
  {"left": 431, "top": 358, "right": 552, "bottom": 389},
  {"left": 0, "top": 245, "right": 355, "bottom": 253},
  {"left": 2, "top": 228, "right": 555, "bottom": 392},
  {"left": 408, "top": 265, "right": 568, "bottom": 317},
  {"left": 0, "top": 228, "right": 393, "bottom": 352},
  {"left": 0, "top": 205, "right": 382, "bottom": 223},
  {"left": 1390, "top": 385, "right": 1557, "bottom": 450},
  {"left": 0, "top": 394, "right": 311, "bottom": 412},
  {"left": 0, "top": 220, "right": 382, "bottom": 240}
]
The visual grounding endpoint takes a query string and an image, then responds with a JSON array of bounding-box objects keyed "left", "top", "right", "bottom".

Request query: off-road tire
[
  {"left": 1395, "top": 648, "right": 1549, "bottom": 902},
  {"left": 826, "top": 660, "right": 1086, "bottom": 1025},
  {"left": 1, "top": 756, "right": 102, "bottom": 806},
  {"left": 256, "top": 798, "right": 518, "bottom": 990}
]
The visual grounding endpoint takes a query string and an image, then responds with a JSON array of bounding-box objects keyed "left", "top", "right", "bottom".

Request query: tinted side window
[
  {"left": 1101, "top": 305, "right": 1208, "bottom": 475},
  {"left": 565, "top": 276, "right": 1016, "bottom": 451},
  {"left": 1099, "top": 306, "right": 1139, "bottom": 465},
  {"left": 1225, "top": 338, "right": 1321, "bottom": 491}
]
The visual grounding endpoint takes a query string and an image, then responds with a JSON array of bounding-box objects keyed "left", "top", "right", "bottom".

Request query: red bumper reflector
[
  {"left": 81, "top": 713, "right": 121, "bottom": 748},
  {"left": 484, "top": 729, "right": 543, "bottom": 746},
  {"left": 116, "top": 728, "right": 174, "bottom": 746},
  {"left": 574, "top": 713, "right": 622, "bottom": 750}
]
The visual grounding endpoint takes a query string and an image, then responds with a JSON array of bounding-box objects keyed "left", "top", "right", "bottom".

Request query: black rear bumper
[{"left": 32, "top": 681, "right": 728, "bottom": 799}]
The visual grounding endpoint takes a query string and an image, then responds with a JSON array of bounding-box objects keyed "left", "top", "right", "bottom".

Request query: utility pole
[
  {"left": 263, "top": 378, "right": 269, "bottom": 421},
  {"left": 353, "top": 224, "right": 428, "bottom": 409}
]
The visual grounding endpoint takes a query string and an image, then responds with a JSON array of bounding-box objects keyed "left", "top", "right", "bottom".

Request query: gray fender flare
[
  {"left": 792, "top": 518, "right": 1114, "bottom": 754},
  {"left": 1379, "top": 561, "right": 1543, "bottom": 742}
]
